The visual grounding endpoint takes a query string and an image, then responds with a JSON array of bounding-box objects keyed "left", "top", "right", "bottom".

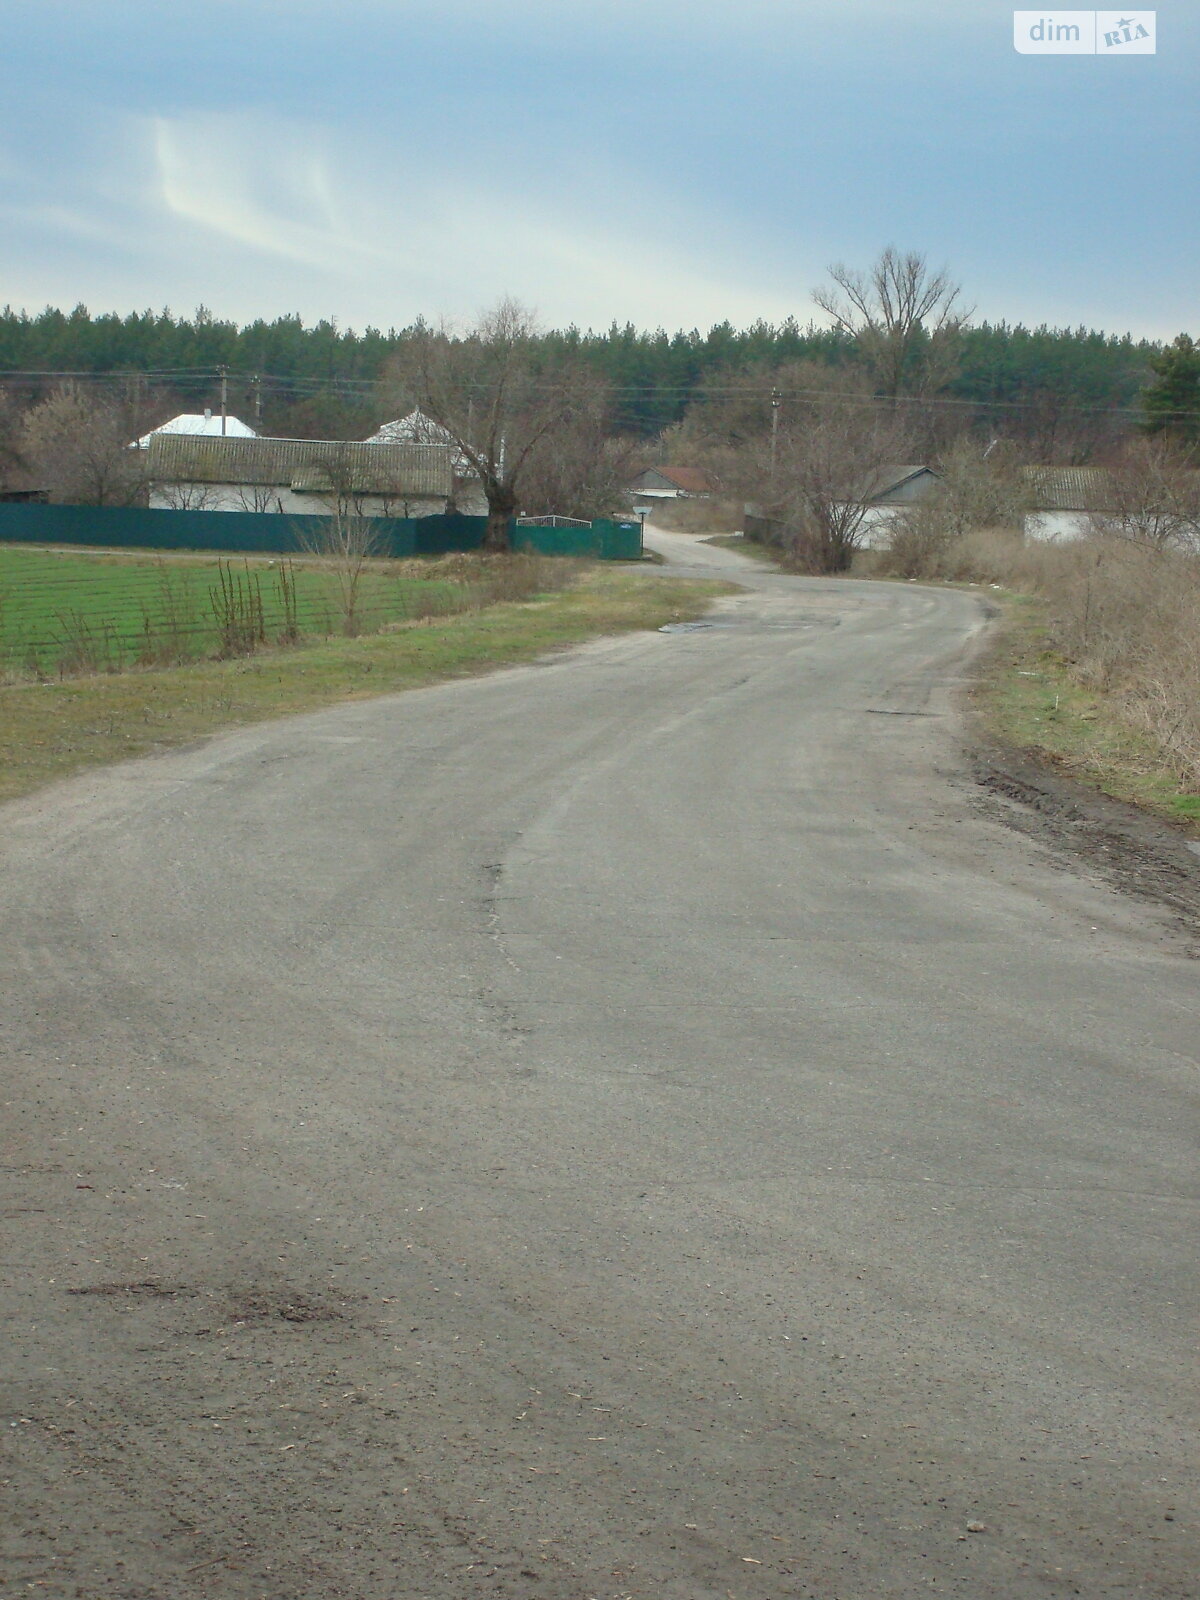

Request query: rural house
[
  {"left": 852, "top": 464, "right": 942, "bottom": 547},
  {"left": 858, "top": 464, "right": 941, "bottom": 506},
  {"left": 1022, "top": 466, "right": 1114, "bottom": 542},
  {"left": 146, "top": 434, "right": 455, "bottom": 516},
  {"left": 368, "top": 407, "right": 459, "bottom": 453},
  {"left": 743, "top": 464, "right": 941, "bottom": 549},
  {"left": 629, "top": 465, "right": 716, "bottom": 506}
]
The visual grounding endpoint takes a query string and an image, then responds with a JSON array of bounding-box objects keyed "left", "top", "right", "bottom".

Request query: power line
[
  {"left": 0, "top": 365, "right": 1184, "bottom": 419},
  {"left": 204, "top": 369, "right": 1171, "bottom": 418}
]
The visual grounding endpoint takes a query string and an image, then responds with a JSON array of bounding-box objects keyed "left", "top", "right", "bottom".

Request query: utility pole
[
  {"left": 770, "top": 387, "right": 781, "bottom": 475},
  {"left": 252, "top": 373, "right": 263, "bottom": 428},
  {"left": 218, "top": 365, "right": 229, "bottom": 436}
]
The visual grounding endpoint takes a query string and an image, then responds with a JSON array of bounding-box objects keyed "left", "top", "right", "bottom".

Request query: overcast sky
[{"left": 1, "top": 1, "right": 1195, "bottom": 338}]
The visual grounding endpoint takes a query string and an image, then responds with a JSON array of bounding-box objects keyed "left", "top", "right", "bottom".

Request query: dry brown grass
[
  {"left": 878, "top": 526, "right": 1200, "bottom": 790},
  {"left": 389, "top": 550, "right": 583, "bottom": 605},
  {"left": 645, "top": 498, "right": 743, "bottom": 533},
  {"left": 1027, "top": 541, "right": 1200, "bottom": 786}
]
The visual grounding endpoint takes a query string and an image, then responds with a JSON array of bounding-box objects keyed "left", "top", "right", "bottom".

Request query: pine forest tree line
[{"left": 0, "top": 301, "right": 1179, "bottom": 452}]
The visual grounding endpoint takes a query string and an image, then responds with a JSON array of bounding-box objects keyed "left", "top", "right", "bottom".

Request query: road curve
[{"left": 2, "top": 531, "right": 1197, "bottom": 1599}]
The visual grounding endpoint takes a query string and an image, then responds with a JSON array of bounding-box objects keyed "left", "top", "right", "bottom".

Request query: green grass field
[
  {"left": 0, "top": 547, "right": 470, "bottom": 675},
  {"left": 0, "top": 566, "right": 732, "bottom": 803}
]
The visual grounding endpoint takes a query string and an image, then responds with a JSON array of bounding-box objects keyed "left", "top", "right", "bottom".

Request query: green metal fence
[
  {"left": 515, "top": 519, "right": 643, "bottom": 560},
  {"left": 0, "top": 504, "right": 643, "bottom": 561}
]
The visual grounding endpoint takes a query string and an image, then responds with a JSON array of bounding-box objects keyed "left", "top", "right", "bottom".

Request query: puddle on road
[
  {"left": 658, "top": 619, "right": 739, "bottom": 633},
  {"left": 658, "top": 617, "right": 822, "bottom": 634},
  {"left": 863, "top": 708, "right": 942, "bottom": 718}
]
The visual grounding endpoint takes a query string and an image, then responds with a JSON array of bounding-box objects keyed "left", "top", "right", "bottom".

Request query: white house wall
[
  {"left": 856, "top": 505, "right": 1100, "bottom": 547},
  {"left": 451, "top": 485, "right": 489, "bottom": 516},
  {"left": 847, "top": 504, "right": 903, "bottom": 548},
  {"left": 150, "top": 486, "right": 449, "bottom": 518},
  {"left": 1025, "top": 511, "right": 1098, "bottom": 542}
]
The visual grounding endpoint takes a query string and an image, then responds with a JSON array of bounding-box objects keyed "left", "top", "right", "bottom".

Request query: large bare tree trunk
[{"left": 483, "top": 486, "right": 515, "bottom": 552}]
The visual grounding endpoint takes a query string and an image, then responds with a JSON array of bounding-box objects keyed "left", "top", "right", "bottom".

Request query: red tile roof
[{"left": 654, "top": 465, "right": 716, "bottom": 493}]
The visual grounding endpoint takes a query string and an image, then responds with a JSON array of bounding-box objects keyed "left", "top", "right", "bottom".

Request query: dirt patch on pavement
[{"left": 968, "top": 734, "right": 1200, "bottom": 944}]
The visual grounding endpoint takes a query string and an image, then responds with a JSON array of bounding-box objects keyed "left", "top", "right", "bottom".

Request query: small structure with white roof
[
  {"left": 367, "top": 409, "right": 485, "bottom": 512},
  {"left": 135, "top": 411, "right": 258, "bottom": 448}
]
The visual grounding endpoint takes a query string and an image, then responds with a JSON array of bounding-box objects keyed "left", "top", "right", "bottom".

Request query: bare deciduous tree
[
  {"left": 0, "top": 393, "right": 28, "bottom": 493},
  {"left": 1092, "top": 438, "right": 1200, "bottom": 552},
  {"left": 294, "top": 509, "right": 384, "bottom": 635},
  {"left": 813, "top": 249, "right": 971, "bottom": 400},
  {"left": 155, "top": 481, "right": 220, "bottom": 511},
  {"left": 517, "top": 400, "right": 637, "bottom": 521},
  {"left": 1011, "top": 389, "right": 1129, "bottom": 466},
  {"left": 384, "top": 299, "right": 604, "bottom": 551},
  {"left": 304, "top": 444, "right": 373, "bottom": 519},
  {"left": 234, "top": 483, "right": 285, "bottom": 514},
  {"left": 743, "top": 390, "right": 912, "bottom": 572},
  {"left": 663, "top": 359, "right": 875, "bottom": 485},
  {"left": 21, "top": 384, "right": 148, "bottom": 506},
  {"left": 293, "top": 450, "right": 390, "bottom": 634}
]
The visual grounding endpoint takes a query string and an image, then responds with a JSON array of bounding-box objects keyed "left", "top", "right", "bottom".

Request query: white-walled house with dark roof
[
  {"left": 1022, "top": 467, "right": 1115, "bottom": 541},
  {"left": 844, "top": 465, "right": 942, "bottom": 547},
  {"left": 743, "top": 465, "right": 942, "bottom": 549},
  {"left": 145, "top": 434, "right": 455, "bottom": 516}
]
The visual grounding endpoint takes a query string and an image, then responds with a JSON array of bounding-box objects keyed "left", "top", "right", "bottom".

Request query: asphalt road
[{"left": 2, "top": 531, "right": 1197, "bottom": 1599}]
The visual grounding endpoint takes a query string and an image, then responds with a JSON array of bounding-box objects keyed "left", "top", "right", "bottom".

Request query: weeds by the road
[
  {"left": 1021, "top": 540, "right": 1200, "bottom": 790},
  {"left": 973, "top": 588, "right": 1200, "bottom": 832},
  {"left": 863, "top": 524, "right": 1200, "bottom": 829},
  {"left": 0, "top": 566, "right": 731, "bottom": 805},
  {"left": 210, "top": 559, "right": 269, "bottom": 658}
]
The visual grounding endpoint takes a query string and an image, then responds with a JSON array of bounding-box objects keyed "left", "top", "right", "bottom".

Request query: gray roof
[
  {"left": 629, "top": 465, "right": 716, "bottom": 495},
  {"left": 1021, "top": 466, "right": 1114, "bottom": 511},
  {"left": 147, "top": 434, "right": 453, "bottom": 497},
  {"left": 860, "top": 465, "right": 940, "bottom": 502}
]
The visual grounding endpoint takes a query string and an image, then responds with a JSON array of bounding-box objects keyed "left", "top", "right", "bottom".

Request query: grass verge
[
  {"left": 0, "top": 567, "right": 732, "bottom": 806},
  {"left": 701, "top": 535, "right": 778, "bottom": 563},
  {"left": 972, "top": 590, "right": 1200, "bottom": 834}
]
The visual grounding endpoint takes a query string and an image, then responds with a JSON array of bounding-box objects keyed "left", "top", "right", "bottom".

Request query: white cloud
[
  {"left": 152, "top": 115, "right": 382, "bottom": 274},
  {"left": 133, "top": 110, "right": 803, "bottom": 330}
]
